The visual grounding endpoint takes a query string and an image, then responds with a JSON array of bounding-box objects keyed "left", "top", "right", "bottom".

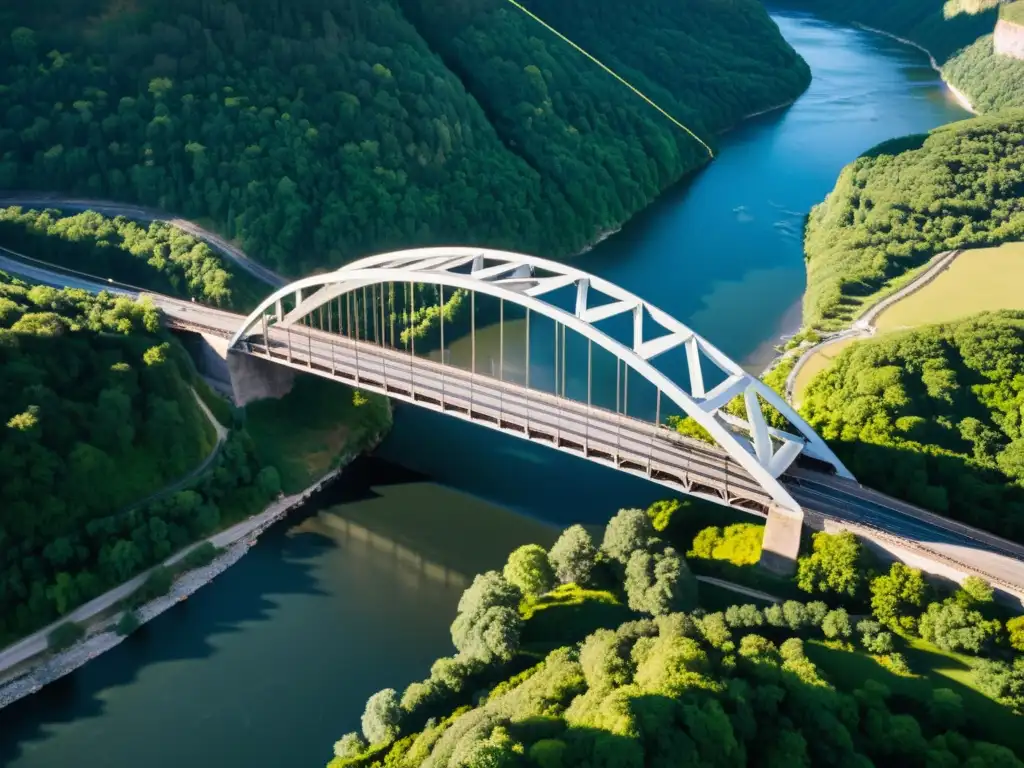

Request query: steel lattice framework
[{"left": 230, "top": 248, "right": 853, "bottom": 510}]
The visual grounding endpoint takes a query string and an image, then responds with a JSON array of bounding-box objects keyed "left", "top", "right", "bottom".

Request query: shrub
[
  {"left": 450, "top": 572, "right": 523, "bottom": 662},
  {"left": 548, "top": 525, "right": 597, "bottom": 585},
  {"left": 116, "top": 610, "right": 141, "bottom": 637},
  {"left": 333, "top": 732, "right": 367, "bottom": 759},
  {"left": 796, "top": 531, "right": 866, "bottom": 599},
  {"left": 821, "top": 609, "right": 853, "bottom": 640},
  {"left": 805, "top": 601, "right": 829, "bottom": 627},
  {"left": 763, "top": 604, "right": 786, "bottom": 627},
  {"left": 782, "top": 600, "right": 809, "bottom": 630},
  {"left": 503, "top": 544, "right": 555, "bottom": 598},
  {"left": 181, "top": 541, "right": 218, "bottom": 570},
  {"left": 602, "top": 508, "right": 657, "bottom": 565},
  {"left": 724, "top": 604, "right": 765, "bottom": 629},
  {"left": 882, "top": 652, "right": 913, "bottom": 677},
  {"left": 361, "top": 688, "right": 402, "bottom": 745},
  {"left": 624, "top": 547, "right": 697, "bottom": 616},
  {"left": 528, "top": 738, "right": 567, "bottom": 768},
  {"left": 1006, "top": 616, "right": 1024, "bottom": 652},
  {"left": 918, "top": 600, "right": 999, "bottom": 654},
  {"left": 857, "top": 619, "right": 894, "bottom": 654},
  {"left": 48, "top": 621, "right": 85, "bottom": 651},
  {"left": 870, "top": 562, "right": 927, "bottom": 633},
  {"left": 687, "top": 523, "right": 763, "bottom": 566},
  {"left": 646, "top": 499, "right": 682, "bottom": 532}
]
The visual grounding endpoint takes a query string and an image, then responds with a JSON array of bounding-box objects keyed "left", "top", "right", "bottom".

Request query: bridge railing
[{"left": 240, "top": 323, "right": 776, "bottom": 514}]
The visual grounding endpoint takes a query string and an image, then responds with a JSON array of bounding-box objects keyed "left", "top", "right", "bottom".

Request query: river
[{"left": 0, "top": 11, "right": 970, "bottom": 768}]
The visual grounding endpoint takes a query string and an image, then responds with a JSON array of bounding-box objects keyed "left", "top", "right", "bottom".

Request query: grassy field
[
  {"left": 875, "top": 242, "right": 1024, "bottom": 331},
  {"left": 793, "top": 242, "right": 1024, "bottom": 402},
  {"left": 807, "top": 635, "right": 1024, "bottom": 754},
  {"left": 245, "top": 373, "right": 391, "bottom": 493}
]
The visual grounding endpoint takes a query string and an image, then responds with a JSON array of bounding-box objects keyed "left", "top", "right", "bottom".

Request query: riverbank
[
  {"left": 0, "top": 423, "right": 389, "bottom": 711},
  {"left": 853, "top": 23, "right": 978, "bottom": 114}
]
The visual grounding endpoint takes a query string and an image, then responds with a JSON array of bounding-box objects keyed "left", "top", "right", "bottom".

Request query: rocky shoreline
[
  {"left": 853, "top": 23, "right": 978, "bottom": 114},
  {"left": 0, "top": 540, "right": 251, "bottom": 709}
]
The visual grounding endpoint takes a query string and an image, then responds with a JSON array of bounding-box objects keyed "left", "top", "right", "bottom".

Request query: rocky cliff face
[{"left": 994, "top": 19, "right": 1024, "bottom": 59}]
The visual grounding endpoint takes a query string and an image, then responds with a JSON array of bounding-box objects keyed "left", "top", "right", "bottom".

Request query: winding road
[
  {"left": 0, "top": 195, "right": 287, "bottom": 288},
  {"left": 785, "top": 249, "right": 962, "bottom": 402}
]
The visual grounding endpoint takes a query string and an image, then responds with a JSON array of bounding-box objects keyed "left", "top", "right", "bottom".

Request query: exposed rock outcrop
[{"left": 994, "top": 19, "right": 1024, "bottom": 59}]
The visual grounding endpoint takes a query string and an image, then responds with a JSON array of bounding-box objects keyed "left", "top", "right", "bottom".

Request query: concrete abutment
[
  {"left": 758, "top": 504, "right": 803, "bottom": 576},
  {"left": 189, "top": 332, "right": 295, "bottom": 407}
]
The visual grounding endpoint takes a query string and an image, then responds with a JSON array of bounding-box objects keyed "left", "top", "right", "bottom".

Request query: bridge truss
[{"left": 229, "top": 248, "right": 853, "bottom": 513}]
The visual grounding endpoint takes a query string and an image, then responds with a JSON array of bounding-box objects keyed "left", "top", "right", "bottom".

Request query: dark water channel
[{"left": 0, "top": 12, "right": 970, "bottom": 768}]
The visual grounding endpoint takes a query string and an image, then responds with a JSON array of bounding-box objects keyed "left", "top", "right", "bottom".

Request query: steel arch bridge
[{"left": 229, "top": 247, "right": 852, "bottom": 514}]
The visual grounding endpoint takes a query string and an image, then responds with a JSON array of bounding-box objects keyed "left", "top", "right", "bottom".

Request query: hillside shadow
[
  {"left": 0, "top": 469, "right": 398, "bottom": 765},
  {"left": 0, "top": 520, "right": 330, "bottom": 765}
]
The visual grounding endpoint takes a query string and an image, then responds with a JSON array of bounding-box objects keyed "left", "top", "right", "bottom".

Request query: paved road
[
  {"left": 785, "top": 249, "right": 961, "bottom": 401},
  {"left": 0, "top": 195, "right": 287, "bottom": 288},
  {"left": 232, "top": 320, "right": 1024, "bottom": 593},
  {"left": 5, "top": 247, "right": 1024, "bottom": 596}
]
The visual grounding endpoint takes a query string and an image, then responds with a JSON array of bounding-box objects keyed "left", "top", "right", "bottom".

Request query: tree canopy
[
  {"left": 800, "top": 311, "right": 1024, "bottom": 540},
  {"left": 803, "top": 113, "right": 1024, "bottom": 330},
  {"left": 0, "top": 0, "right": 809, "bottom": 275},
  {"left": 0, "top": 270, "right": 280, "bottom": 643}
]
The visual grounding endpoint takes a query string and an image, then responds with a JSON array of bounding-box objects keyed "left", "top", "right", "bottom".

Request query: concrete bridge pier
[
  {"left": 758, "top": 504, "right": 803, "bottom": 576},
  {"left": 193, "top": 333, "right": 295, "bottom": 407},
  {"left": 226, "top": 349, "right": 295, "bottom": 407}
]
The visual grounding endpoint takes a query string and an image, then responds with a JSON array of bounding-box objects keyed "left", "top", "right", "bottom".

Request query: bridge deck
[{"left": 241, "top": 323, "right": 776, "bottom": 515}]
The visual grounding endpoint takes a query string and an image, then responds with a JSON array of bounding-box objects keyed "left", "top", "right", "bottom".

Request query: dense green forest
[
  {"left": 0, "top": 271, "right": 276, "bottom": 641},
  {"left": 802, "top": 113, "right": 1024, "bottom": 330},
  {"left": 944, "top": 35, "right": 1024, "bottom": 112},
  {"left": 0, "top": 272, "right": 214, "bottom": 541},
  {"left": 0, "top": 206, "right": 262, "bottom": 307},
  {"left": 325, "top": 506, "right": 1024, "bottom": 767},
  {"left": 0, "top": 0, "right": 808, "bottom": 275},
  {"left": 800, "top": 312, "right": 1024, "bottom": 540}
]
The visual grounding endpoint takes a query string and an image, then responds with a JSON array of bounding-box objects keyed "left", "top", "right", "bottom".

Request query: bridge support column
[
  {"left": 226, "top": 349, "right": 295, "bottom": 407},
  {"left": 759, "top": 504, "right": 803, "bottom": 576}
]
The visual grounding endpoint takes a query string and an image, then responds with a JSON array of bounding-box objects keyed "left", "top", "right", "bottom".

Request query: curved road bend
[
  {"left": 0, "top": 195, "right": 287, "bottom": 288},
  {"left": 784, "top": 249, "right": 962, "bottom": 401},
  {"left": 4, "top": 245, "right": 1024, "bottom": 595}
]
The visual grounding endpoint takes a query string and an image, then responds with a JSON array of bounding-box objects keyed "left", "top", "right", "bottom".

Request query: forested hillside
[
  {"left": 801, "top": 312, "right": 1024, "bottom": 541},
  {"left": 802, "top": 112, "right": 1024, "bottom": 330},
  {"left": 944, "top": 34, "right": 1024, "bottom": 112},
  {"left": 0, "top": 272, "right": 250, "bottom": 640},
  {"left": 0, "top": 0, "right": 809, "bottom": 275},
  {"left": 0, "top": 206, "right": 261, "bottom": 307}
]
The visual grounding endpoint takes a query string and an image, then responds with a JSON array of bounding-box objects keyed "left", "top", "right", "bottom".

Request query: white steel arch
[{"left": 230, "top": 247, "right": 853, "bottom": 510}]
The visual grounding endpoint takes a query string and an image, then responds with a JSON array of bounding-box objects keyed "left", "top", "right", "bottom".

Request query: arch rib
[{"left": 229, "top": 247, "right": 853, "bottom": 510}]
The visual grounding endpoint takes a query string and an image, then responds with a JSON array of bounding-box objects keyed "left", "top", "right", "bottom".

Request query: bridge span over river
[{"left": 5, "top": 246, "right": 1024, "bottom": 600}]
